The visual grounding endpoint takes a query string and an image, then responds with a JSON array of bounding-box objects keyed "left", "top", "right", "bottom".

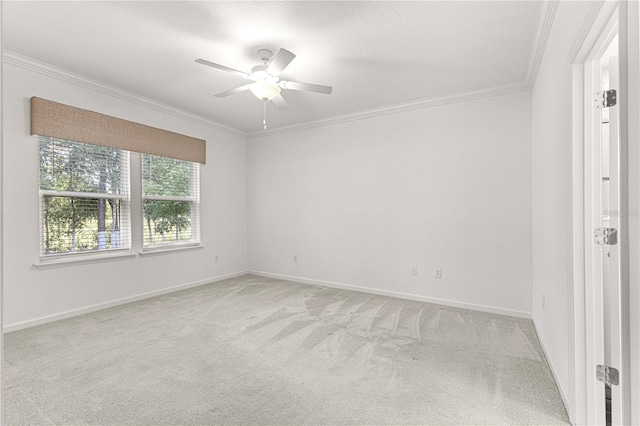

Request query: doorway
[
  {"left": 579, "top": 7, "right": 627, "bottom": 425},
  {"left": 573, "top": 2, "right": 640, "bottom": 425}
]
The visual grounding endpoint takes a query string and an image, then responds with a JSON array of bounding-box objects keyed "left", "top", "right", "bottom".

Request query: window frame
[
  {"left": 140, "top": 154, "right": 201, "bottom": 252},
  {"left": 37, "top": 137, "right": 132, "bottom": 261}
]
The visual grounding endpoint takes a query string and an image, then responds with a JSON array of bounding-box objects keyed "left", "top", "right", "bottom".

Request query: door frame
[
  {"left": 570, "top": 1, "right": 638, "bottom": 424},
  {"left": 617, "top": 2, "right": 640, "bottom": 424},
  {"left": 572, "top": 4, "right": 617, "bottom": 424}
]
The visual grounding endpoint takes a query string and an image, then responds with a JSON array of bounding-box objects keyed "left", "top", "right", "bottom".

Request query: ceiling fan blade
[
  {"left": 271, "top": 93, "right": 289, "bottom": 110},
  {"left": 280, "top": 80, "right": 333, "bottom": 95},
  {"left": 215, "top": 84, "right": 252, "bottom": 98},
  {"left": 266, "top": 49, "right": 296, "bottom": 76},
  {"left": 195, "top": 59, "right": 249, "bottom": 79}
]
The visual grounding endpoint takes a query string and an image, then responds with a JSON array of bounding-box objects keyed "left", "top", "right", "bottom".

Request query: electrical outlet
[
  {"left": 410, "top": 266, "right": 418, "bottom": 276},
  {"left": 214, "top": 254, "right": 219, "bottom": 262},
  {"left": 293, "top": 255, "right": 298, "bottom": 263},
  {"left": 435, "top": 269, "right": 442, "bottom": 279}
]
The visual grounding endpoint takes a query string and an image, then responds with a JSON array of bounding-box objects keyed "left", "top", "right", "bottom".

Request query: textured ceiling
[{"left": 3, "top": 1, "right": 542, "bottom": 134}]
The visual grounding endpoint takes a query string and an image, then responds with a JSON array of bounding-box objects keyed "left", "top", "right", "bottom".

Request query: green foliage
[
  {"left": 143, "top": 200, "right": 192, "bottom": 245},
  {"left": 40, "top": 138, "right": 122, "bottom": 194},
  {"left": 142, "top": 155, "right": 191, "bottom": 197},
  {"left": 142, "top": 155, "right": 196, "bottom": 246},
  {"left": 42, "top": 197, "right": 122, "bottom": 254}
]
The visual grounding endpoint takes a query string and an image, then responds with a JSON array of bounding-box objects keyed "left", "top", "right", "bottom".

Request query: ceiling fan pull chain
[{"left": 263, "top": 99, "right": 268, "bottom": 130}]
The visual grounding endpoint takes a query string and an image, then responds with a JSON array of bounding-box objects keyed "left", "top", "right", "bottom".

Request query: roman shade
[{"left": 30, "top": 97, "right": 206, "bottom": 164}]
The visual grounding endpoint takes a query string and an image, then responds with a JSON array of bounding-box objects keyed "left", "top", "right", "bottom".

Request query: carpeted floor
[{"left": 4, "top": 274, "right": 569, "bottom": 425}]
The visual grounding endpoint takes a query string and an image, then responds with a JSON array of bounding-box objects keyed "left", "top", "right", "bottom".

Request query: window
[
  {"left": 142, "top": 154, "right": 200, "bottom": 249},
  {"left": 33, "top": 98, "right": 206, "bottom": 261},
  {"left": 39, "top": 137, "right": 130, "bottom": 256},
  {"left": 38, "top": 139, "right": 200, "bottom": 258}
]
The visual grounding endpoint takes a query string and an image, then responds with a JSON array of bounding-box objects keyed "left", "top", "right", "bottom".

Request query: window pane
[
  {"left": 39, "top": 137, "right": 124, "bottom": 194},
  {"left": 38, "top": 136, "right": 130, "bottom": 257},
  {"left": 143, "top": 200, "right": 194, "bottom": 246},
  {"left": 142, "top": 153, "right": 199, "bottom": 249},
  {"left": 142, "top": 155, "right": 193, "bottom": 197},
  {"left": 41, "top": 196, "right": 125, "bottom": 254}
]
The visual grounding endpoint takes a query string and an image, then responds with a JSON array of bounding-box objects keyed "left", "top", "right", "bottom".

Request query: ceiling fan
[{"left": 195, "top": 48, "right": 333, "bottom": 111}]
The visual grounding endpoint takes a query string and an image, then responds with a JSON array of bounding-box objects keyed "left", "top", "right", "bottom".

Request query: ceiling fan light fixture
[{"left": 249, "top": 81, "right": 281, "bottom": 100}]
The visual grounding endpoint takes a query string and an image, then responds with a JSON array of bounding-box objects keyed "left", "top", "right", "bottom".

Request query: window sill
[
  {"left": 34, "top": 251, "right": 137, "bottom": 270},
  {"left": 33, "top": 245, "right": 204, "bottom": 269},
  {"left": 139, "top": 244, "right": 204, "bottom": 257}
]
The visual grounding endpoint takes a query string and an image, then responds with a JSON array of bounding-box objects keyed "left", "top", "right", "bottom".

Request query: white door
[
  {"left": 599, "top": 53, "right": 623, "bottom": 426},
  {"left": 579, "top": 3, "right": 638, "bottom": 422},
  {"left": 586, "top": 42, "right": 622, "bottom": 425}
]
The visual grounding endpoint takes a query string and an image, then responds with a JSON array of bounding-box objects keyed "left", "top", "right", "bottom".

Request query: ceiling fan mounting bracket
[{"left": 256, "top": 49, "right": 273, "bottom": 63}]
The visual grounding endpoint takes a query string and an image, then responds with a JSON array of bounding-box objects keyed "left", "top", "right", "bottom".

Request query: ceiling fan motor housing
[{"left": 250, "top": 64, "right": 278, "bottom": 83}]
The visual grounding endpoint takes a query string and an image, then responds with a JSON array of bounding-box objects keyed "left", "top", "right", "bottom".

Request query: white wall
[
  {"left": 531, "top": 0, "right": 595, "bottom": 420},
  {"left": 2, "top": 61, "right": 247, "bottom": 329},
  {"left": 248, "top": 91, "right": 533, "bottom": 316}
]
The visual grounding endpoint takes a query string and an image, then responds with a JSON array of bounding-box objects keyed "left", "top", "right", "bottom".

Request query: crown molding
[
  {"left": 248, "top": 1, "right": 556, "bottom": 138},
  {"left": 6, "top": 11, "right": 547, "bottom": 143},
  {"left": 2, "top": 51, "right": 246, "bottom": 139},
  {"left": 247, "top": 82, "right": 530, "bottom": 139},
  {"left": 525, "top": 0, "right": 560, "bottom": 89}
]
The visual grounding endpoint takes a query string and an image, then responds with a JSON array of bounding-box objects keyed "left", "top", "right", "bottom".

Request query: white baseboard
[
  {"left": 3, "top": 270, "right": 248, "bottom": 333},
  {"left": 532, "top": 319, "right": 573, "bottom": 424},
  {"left": 6, "top": 269, "right": 532, "bottom": 332},
  {"left": 247, "top": 270, "right": 532, "bottom": 319}
]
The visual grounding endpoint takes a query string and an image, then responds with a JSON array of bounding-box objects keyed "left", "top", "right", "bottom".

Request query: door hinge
[
  {"left": 595, "top": 90, "right": 617, "bottom": 108},
  {"left": 597, "top": 364, "right": 620, "bottom": 386},
  {"left": 594, "top": 228, "right": 617, "bottom": 245}
]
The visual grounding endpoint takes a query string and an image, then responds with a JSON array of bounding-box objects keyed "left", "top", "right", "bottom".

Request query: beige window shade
[{"left": 30, "top": 97, "right": 206, "bottom": 164}]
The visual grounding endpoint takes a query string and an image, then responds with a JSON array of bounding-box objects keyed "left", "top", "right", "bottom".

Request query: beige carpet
[{"left": 4, "top": 274, "right": 569, "bottom": 425}]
